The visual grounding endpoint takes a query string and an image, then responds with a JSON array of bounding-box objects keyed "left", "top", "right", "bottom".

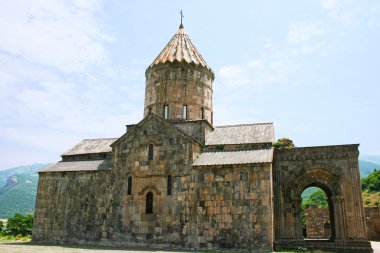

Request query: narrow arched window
[
  {"left": 201, "top": 107, "right": 204, "bottom": 119},
  {"left": 148, "top": 144, "right": 154, "bottom": 161},
  {"left": 183, "top": 105, "right": 188, "bottom": 119},
  {"left": 167, "top": 175, "right": 172, "bottom": 195},
  {"left": 127, "top": 176, "right": 132, "bottom": 195},
  {"left": 164, "top": 105, "right": 168, "bottom": 119},
  {"left": 146, "top": 191, "right": 153, "bottom": 214}
]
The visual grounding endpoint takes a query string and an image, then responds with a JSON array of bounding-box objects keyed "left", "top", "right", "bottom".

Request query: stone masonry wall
[
  {"left": 305, "top": 206, "right": 330, "bottom": 239},
  {"left": 108, "top": 114, "right": 201, "bottom": 247},
  {"left": 34, "top": 115, "right": 275, "bottom": 251},
  {"left": 304, "top": 206, "right": 380, "bottom": 241},
  {"left": 144, "top": 62, "right": 214, "bottom": 124},
  {"left": 365, "top": 207, "right": 380, "bottom": 241},
  {"left": 190, "top": 163, "right": 273, "bottom": 252},
  {"left": 172, "top": 120, "right": 213, "bottom": 144},
  {"left": 33, "top": 170, "right": 111, "bottom": 243}
]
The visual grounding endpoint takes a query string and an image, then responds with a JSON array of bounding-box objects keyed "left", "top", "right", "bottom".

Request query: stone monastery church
[{"left": 33, "top": 22, "right": 373, "bottom": 252}]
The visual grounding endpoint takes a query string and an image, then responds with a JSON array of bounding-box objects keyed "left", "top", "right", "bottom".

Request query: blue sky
[{"left": 0, "top": 0, "right": 379, "bottom": 170}]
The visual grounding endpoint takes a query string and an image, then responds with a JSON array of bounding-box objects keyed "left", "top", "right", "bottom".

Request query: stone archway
[
  {"left": 273, "top": 145, "right": 372, "bottom": 252},
  {"left": 280, "top": 164, "right": 343, "bottom": 240},
  {"left": 299, "top": 183, "right": 335, "bottom": 241}
]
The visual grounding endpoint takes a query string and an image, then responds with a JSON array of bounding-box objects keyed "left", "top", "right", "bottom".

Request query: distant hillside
[
  {"left": 0, "top": 163, "right": 49, "bottom": 218},
  {"left": 360, "top": 155, "right": 380, "bottom": 165},
  {"left": 0, "top": 163, "right": 49, "bottom": 185},
  {"left": 359, "top": 160, "right": 380, "bottom": 178}
]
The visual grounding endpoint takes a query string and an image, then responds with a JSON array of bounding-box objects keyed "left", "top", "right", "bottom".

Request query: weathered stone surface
[
  {"left": 144, "top": 62, "right": 214, "bottom": 125},
  {"left": 365, "top": 207, "right": 380, "bottom": 241},
  {"left": 273, "top": 145, "right": 372, "bottom": 252},
  {"left": 305, "top": 206, "right": 380, "bottom": 241},
  {"left": 305, "top": 206, "right": 331, "bottom": 239},
  {"left": 32, "top": 24, "right": 373, "bottom": 253}
]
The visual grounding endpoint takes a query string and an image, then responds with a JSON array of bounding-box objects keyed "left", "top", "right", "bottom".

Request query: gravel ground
[
  {"left": 0, "top": 242, "right": 192, "bottom": 253},
  {"left": 0, "top": 241, "right": 379, "bottom": 253}
]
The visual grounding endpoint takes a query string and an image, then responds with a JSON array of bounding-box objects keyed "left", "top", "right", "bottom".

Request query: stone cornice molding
[{"left": 274, "top": 144, "right": 359, "bottom": 161}]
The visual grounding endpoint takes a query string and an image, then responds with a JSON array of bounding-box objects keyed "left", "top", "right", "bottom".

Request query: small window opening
[
  {"left": 148, "top": 144, "right": 154, "bottom": 161},
  {"left": 127, "top": 176, "right": 132, "bottom": 195},
  {"left": 164, "top": 105, "right": 168, "bottom": 119},
  {"left": 167, "top": 175, "right": 172, "bottom": 195},
  {"left": 149, "top": 107, "right": 152, "bottom": 114},
  {"left": 146, "top": 191, "right": 153, "bottom": 214},
  {"left": 183, "top": 105, "right": 188, "bottom": 119},
  {"left": 201, "top": 107, "right": 205, "bottom": 119}
]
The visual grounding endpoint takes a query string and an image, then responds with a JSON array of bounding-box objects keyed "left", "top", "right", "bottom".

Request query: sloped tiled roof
[
  {"left": 149, "top": 26, "right": 211, "bottom": 69},
  {"left": 62, "top": 138, "right": 117, "bottom": 156},
  {"left": 193, "top": 149, "right": 273, "bottom": 166},
  {"left": 39, "top": 160, "right": 112, "bottom": 173},
  {"left": 205, "top": 123, "right": 274, "bottom": 145}
]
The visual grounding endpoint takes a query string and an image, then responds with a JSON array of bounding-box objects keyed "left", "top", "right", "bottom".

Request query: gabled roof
[
  {"left": 149, "top": 26, "right": 211, "bottom": 70},
  {"left": 205, "top": 123, "right": 274, "bottom": 145},
  {"left": 111, "top": 112, "right": 202, "bottom": 147},
  {"left": 193, "top": 149, "right": 273, "bottom": 166},
  {"left": 62, "top": 138, "right": 117, "bottom": 156},
  {"left": 39, "top": 160, "right": 112, "bottom": 173}
]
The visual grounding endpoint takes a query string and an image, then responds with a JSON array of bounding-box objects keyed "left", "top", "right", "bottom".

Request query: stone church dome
[
  {"left": 148, "top": 25, "right": 211, "bottom": 70},
  {"left": 144, "top": 23, "right": 215, "bottom": 124}
]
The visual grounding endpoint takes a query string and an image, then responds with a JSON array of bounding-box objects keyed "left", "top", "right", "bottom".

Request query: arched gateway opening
[
  {"left": 301, "top": 185, "right": 335, "bottom": 240},
  {"left": 274, "top": 146, "right": 372, "bottom": 252}
]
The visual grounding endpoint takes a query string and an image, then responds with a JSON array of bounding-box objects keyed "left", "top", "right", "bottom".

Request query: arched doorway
[{"left": 301, "top": 185, "right": 334, "bottom": 240}]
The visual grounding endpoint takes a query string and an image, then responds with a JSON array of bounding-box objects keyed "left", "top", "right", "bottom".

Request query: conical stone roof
[{"left": 149, "top": 25, "right": 211, "bottom": 70}]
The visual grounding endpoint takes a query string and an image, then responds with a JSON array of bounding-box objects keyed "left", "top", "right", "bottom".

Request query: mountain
[
  {"left": 360, "top": 155, "right": 380, "bottom": 166},
  {"left": 0, "top": 163, "right": 50, "bottom": 218},
  {"left": 0, "top": 164, "right": 49, "bottom": 185},
  {"left": 359, "top": 159, "right": 380, "bottom": 178}
]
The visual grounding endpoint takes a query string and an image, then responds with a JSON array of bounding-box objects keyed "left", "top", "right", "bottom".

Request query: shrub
[
  {"left": 273, "top": 138, "right": 295, "bottom": 149},
  {"left": 0, "top": 220, "right": 3, "bottom": 235},
  {"left": 361, "top": 169, "right": 380, "bottom": 192},
  {"left": 4, "top": 213, "right": 33, "bottom": 236}
]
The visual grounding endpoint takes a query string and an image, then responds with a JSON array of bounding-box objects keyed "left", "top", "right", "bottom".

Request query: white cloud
[
  {"left": 287, "top": 21, "right": 326, "bottom": 45},
  {"left": 0, "top": 1, "right": 145, "bottom": 169},
  {"left": 0, "top": 0, "right": 112, "bottom": 73},
  {"left": 320, "top": 0, "right": 354, "bottom": 23}
]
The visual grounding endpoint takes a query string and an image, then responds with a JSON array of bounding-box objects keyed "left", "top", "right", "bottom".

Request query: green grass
[{"left": 0, "top": 234, "right": 31, "bottom": 242}]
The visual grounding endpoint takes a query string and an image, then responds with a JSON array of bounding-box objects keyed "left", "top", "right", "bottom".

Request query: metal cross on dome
[{"left": 180, "top": 10, "right": 184, "bottom": 28}]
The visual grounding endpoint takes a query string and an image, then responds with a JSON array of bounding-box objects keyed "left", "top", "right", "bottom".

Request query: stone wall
[
  {"left": 144, "top": 62, "right": 214, "bottom": 124},
  {"left": 108, "top": 114, "right": 200, "bottom": 247},
  {"left": 172, "top": 120, "right": 213, "bottom": 144},
  {"left": 33, "top": 170, "right": 111, "bottom": 243},
  {"left": 305, "top": 206, "right": 330, "bottom": 239},
  {"left": 273, "top": 145, "right": 372, "bottom": 252},
  {"left": 365, "top": 207, "right": 380, "bottom": 241},
  {"left": 34, "top": 114, "right": 274, "bottom": 252},
  {"left": 304, "top": 206, "right": 380, "bottom": 241},
  {"left": 190, "top": 164, "right": 273, "bottom": 251}
]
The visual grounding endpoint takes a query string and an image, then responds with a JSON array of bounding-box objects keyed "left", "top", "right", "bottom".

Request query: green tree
[
  {"left": 0, "top": 220, "right": 4, "bottom": 235},
  {"left": 4, "top": 213, "right": 33, "bottom": 236},
  {"left": 273, "top": 138, "right": 295, "bottom": 149},
  {"left": 361, "top": 169, "right": 380, "bottom": 192},
  {"left": 308, "top": 190, "right": 328, "bottom": 208},
  {"left": 301, "top": 189, "right": 328, "bottom": 226}
]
